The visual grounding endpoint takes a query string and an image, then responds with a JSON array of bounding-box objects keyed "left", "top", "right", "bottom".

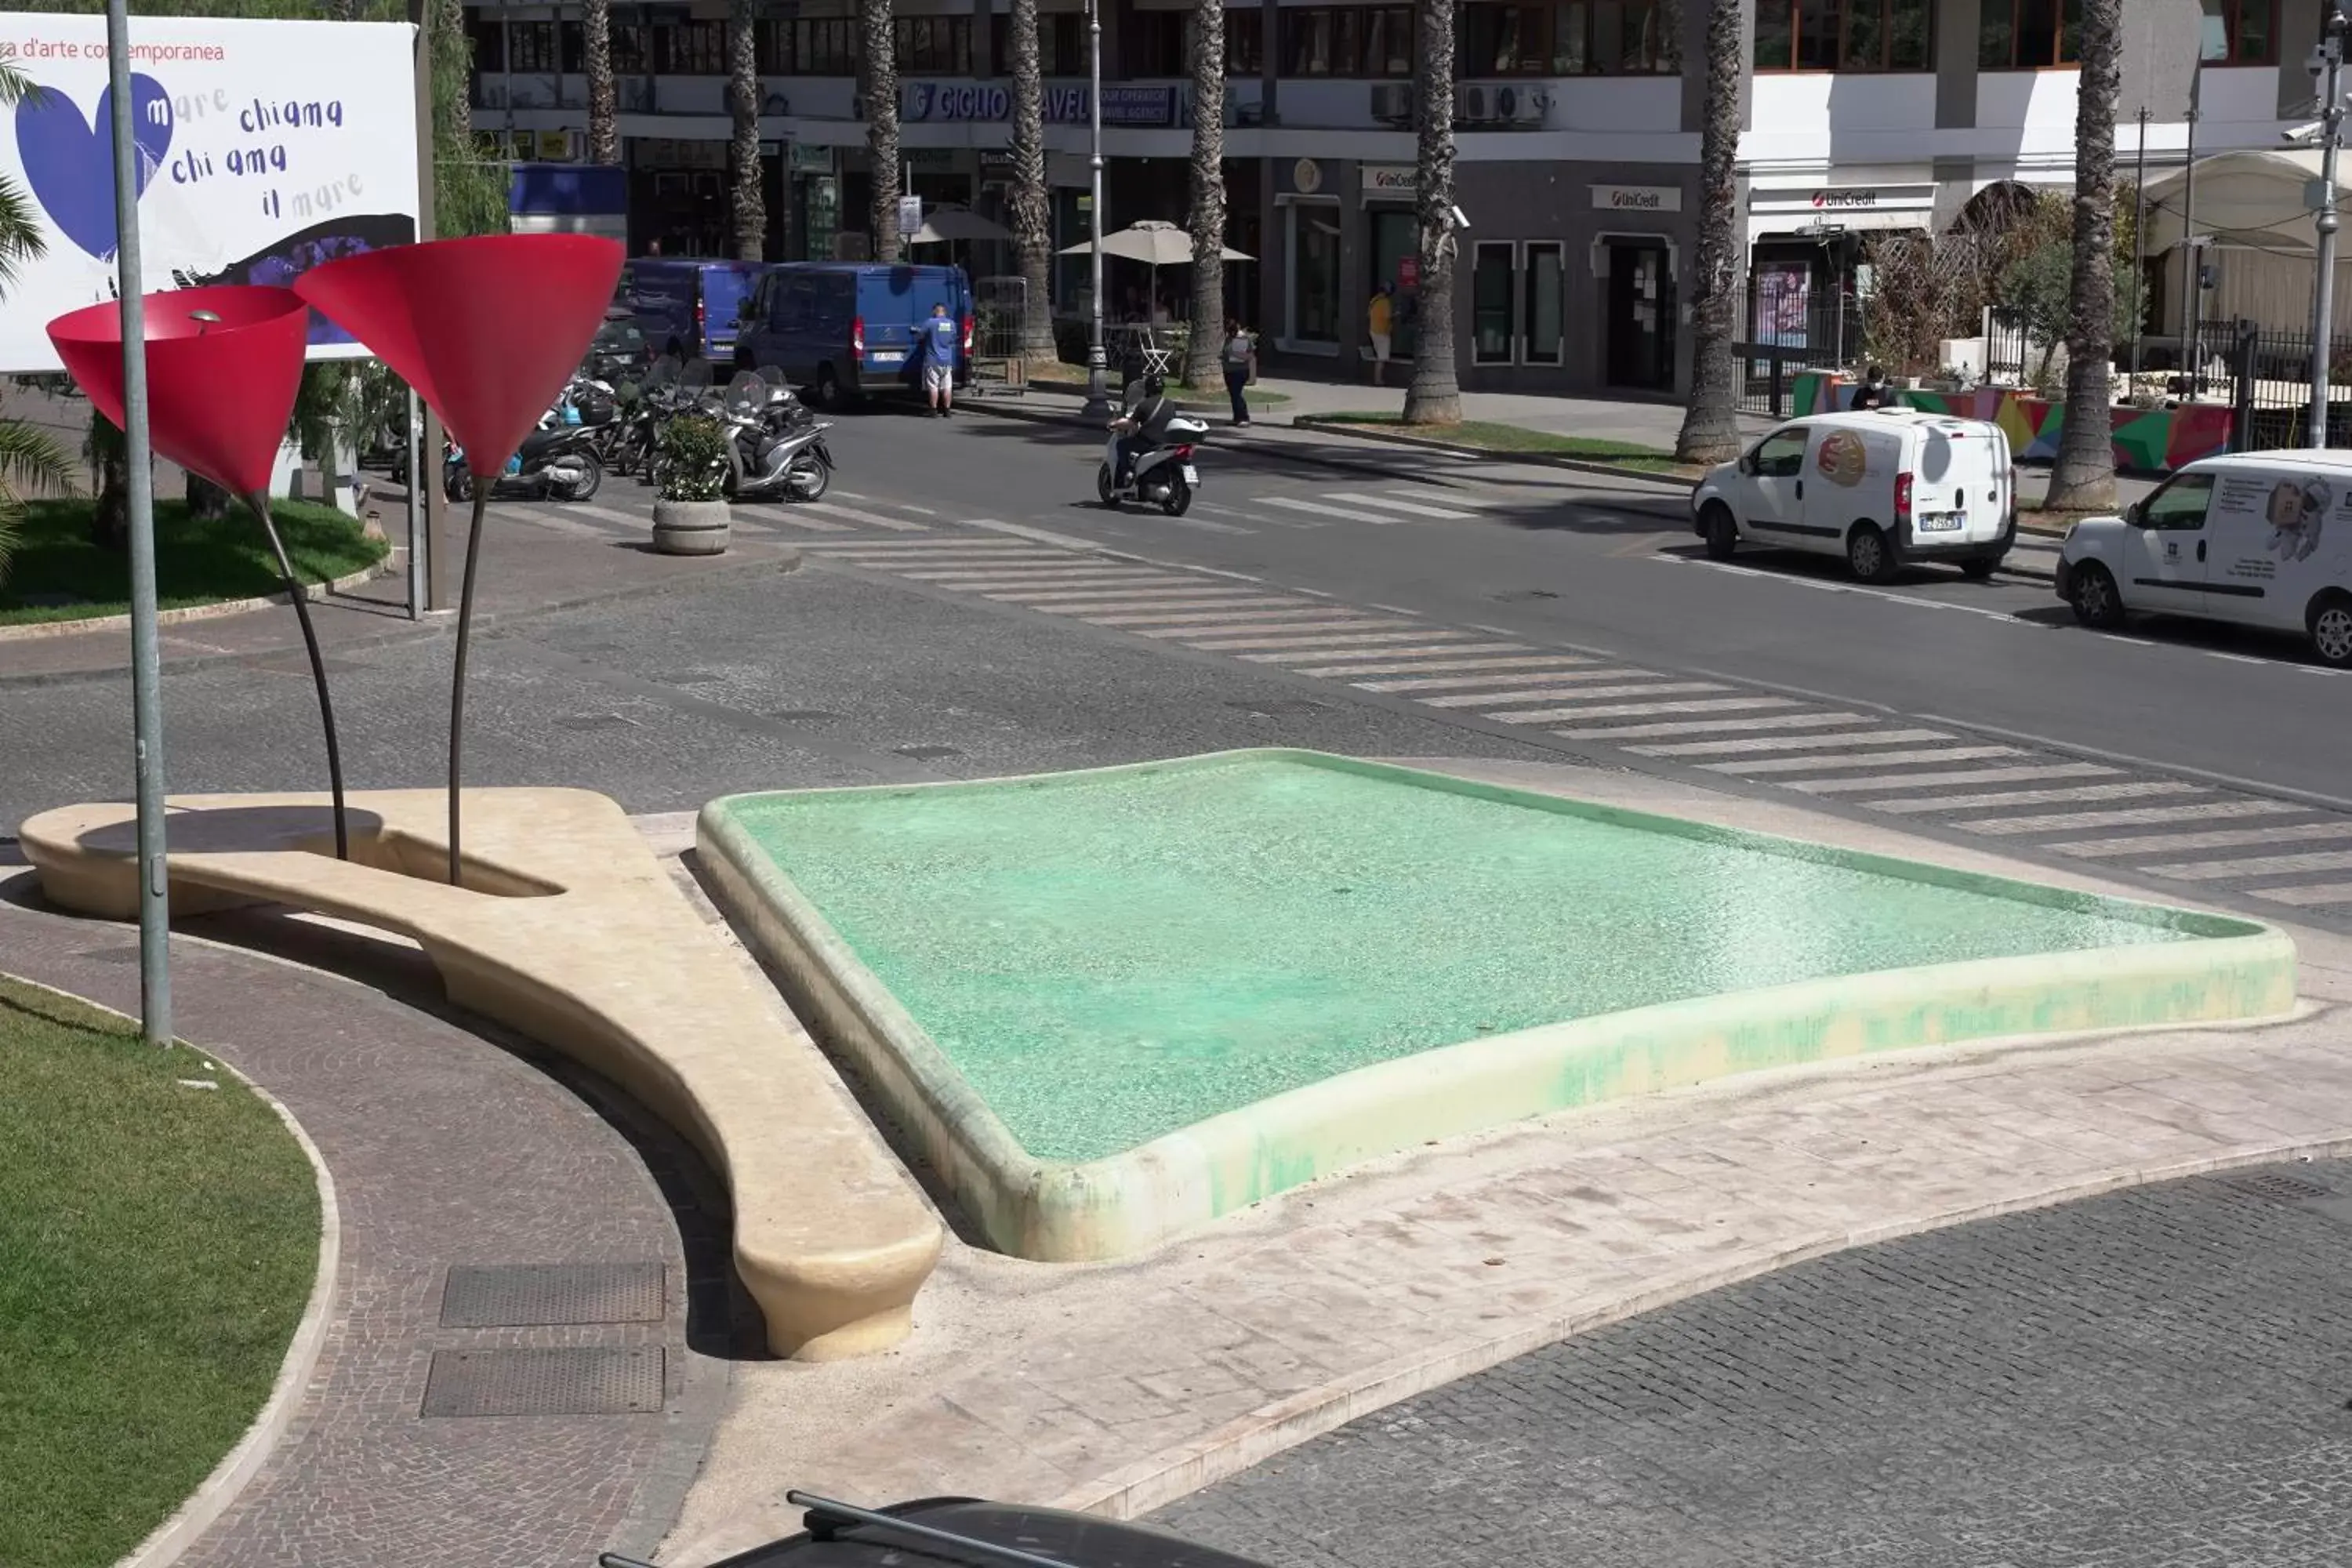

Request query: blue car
[
  {"left": 734, "top": 262, "right": 974, "bottom": 408},
  {"left": 619, "top": 259, "right": 770, "bottom": 362}
]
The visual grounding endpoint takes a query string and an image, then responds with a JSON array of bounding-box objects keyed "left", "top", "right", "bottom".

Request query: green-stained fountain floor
[{"left": 710, "top": 751, "right": 2231, "bottom": 1166}]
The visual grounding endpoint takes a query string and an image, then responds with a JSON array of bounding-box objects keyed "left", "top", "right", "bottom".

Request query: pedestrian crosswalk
[{"left": 788, "top": 529, "right": 2352, "bottom": 922}]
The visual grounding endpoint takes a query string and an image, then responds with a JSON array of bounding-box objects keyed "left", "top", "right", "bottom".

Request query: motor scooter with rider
[{"left": 1097, "top": 372, "right": 1207, "bottom": 516}]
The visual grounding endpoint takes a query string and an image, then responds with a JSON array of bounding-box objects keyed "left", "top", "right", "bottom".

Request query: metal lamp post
[
  {"left": 103, "top": 0, "right": 172, "bottom": 1045},
  {"left": 1079, "top": 0, "right": 1112, "bottom": 420},
  {"left": 2311, "top": 1, "right": 2349, "bottom": 448}
]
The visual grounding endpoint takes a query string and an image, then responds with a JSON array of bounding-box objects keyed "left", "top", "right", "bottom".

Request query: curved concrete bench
[{"left": 20, "top": 788, "right": 942, "bottom": 1360}]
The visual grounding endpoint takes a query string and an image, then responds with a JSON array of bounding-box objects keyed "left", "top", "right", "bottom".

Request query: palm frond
[
  {"left": 0, "top": 417, "right": 78, "bottom": 512},
  {"left": 0, "top": 173, "right": 49, "bottom": 293}
]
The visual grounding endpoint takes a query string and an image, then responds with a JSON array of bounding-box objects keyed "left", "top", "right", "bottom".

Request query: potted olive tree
[{"left": 652, "top": 412, "right": 731, "bottom": 555}]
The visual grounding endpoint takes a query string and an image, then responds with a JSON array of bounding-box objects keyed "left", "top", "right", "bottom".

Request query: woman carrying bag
[{"left": 1221, "top": 319, "right": 1258, "bottom": 428}]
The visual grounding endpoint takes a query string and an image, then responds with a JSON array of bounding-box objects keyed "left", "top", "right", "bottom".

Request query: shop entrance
[
  {"left": 1367, "top": 206, "right": 1417, "bottom": 358},
  {"left": 1604, "top": 239, "right": 1676, "bottom": 390}
]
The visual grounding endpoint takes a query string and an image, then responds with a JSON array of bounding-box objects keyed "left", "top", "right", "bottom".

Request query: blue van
[
  {"left": 619, "top": 259, "right": 768, "bottom": 361},
  {"left": 735, "top": 263, "right": 973, "bottom": 406}
]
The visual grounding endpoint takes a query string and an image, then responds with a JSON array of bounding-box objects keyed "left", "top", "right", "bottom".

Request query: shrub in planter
[{"left": 652, "top": 412, "right": 731, "bottom": 555}]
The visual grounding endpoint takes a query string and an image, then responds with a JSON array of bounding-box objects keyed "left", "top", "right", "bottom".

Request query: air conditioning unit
[
  {"left": 1506, "top": 86, "right": 1548, "bottom": 125},
  {"left": 1370, "top": 82, "right": 1413, "bottom": 125},
  {"left": 1457, "top": 85, "right": 1500, "bottom": 124}
]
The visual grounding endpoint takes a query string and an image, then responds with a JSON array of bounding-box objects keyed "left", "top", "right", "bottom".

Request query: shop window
[
  {"left": 1124, "top": 11, "right": 1187, "bottom": 76},
  {"left": 656, "top": 20, "right": 727, "bottom": 75},
  {"left": 993, "top": 13, "right": 1087, "bottom": 76},
  {"left": 1523, "top": 241, "right": 1563, "bottom": 365},
  {"left": 612, "top": 22, "right": 651, "bottom": 74},
  {"left": 1978, "top": 0, "right": 2081, "bottom": 70},
  {"left": 787, "top": 18, "right": 855, "bottom": 75},
  {"left": 1458, "top": 2, "right": 1674, "bottom": 77},
  {"left": 1472, "top": 241, "right": 1516, "bottom": 365},
  {"left": 465, "top": 9, "right": 506, "bottom": 72},
  {"left": 1228, "top": 8, "right": 1265, "bottom": 74},
  {"left": 1369, "top": 209, "right": 1419, "bottom": 358},
  {"left": 2200, "top": 0, "right": 2274, "bottom": 63},
  {"left": 895, "top": 16, "right": 972, "bottom": 75},
  {"left": 1752, "top": 1, "right": 1928, "bottom": 71},
  {"left": 509, "top": 20, "right": 558, "bottom": 74},
  {"left": 1288, "top": 202, "right": 1342, "bottom": 346},
  {"left": 1279, "top": 7, "right": 1414, "bottom": 76}
]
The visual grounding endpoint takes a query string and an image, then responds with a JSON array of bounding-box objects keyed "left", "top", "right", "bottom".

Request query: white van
[
  {"left": 2056, "top": 449, "right": 2352, "bottom": 668},
  {"left": 1690, "top": 409, "right": 2017, "bottom": 583}
]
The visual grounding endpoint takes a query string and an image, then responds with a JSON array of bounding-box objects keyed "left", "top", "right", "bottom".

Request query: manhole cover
[
  {"left": 420, "top": 1346, "right": 664, "bottom": 1417},
  {"left": 440, "top": 1262, "right": 666, "bottom": 1327},
  {"left": 2216, "top": 1171, "right": 2333, "bottom": 1203}
]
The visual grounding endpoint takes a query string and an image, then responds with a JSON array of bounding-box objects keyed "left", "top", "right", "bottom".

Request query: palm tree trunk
[
  {"left": 584, "top": 0, "right": 619, "bottom": 165},
  {"left": 2045, "top": 0, "right": 2121, "bottom": 510},
  {"left": 728, "top": 0, "right": 765, "bottom": 260},
  {"left": 1675, "top": 0, "right": 1744, "bottom": 464},
  {"left": 1401, "top": 0, "right": 1461, "bottom": 426},
  {"left": 1008, "top": 0, "right": 1056, "bottom": 364},
  {"left": 1183, "top": 0, "right": 1229, "bottom": 389},
  {"left": 861, "top": 0, "right": 902, "bottom": 264}
]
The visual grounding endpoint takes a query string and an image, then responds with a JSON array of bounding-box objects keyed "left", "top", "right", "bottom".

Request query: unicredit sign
[{"left": 1811, "top": 189, "right": 1879, "bottom": 209}]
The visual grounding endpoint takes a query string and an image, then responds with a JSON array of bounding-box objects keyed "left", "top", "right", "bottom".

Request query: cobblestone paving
[
  {"left": 0, "top": 877, "right": 737, "bottom": 1568},
  {"left": 1156, "top": 1160, "right": 2352, "bottom": 1568}
]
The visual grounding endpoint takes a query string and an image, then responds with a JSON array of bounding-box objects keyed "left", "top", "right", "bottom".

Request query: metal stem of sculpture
[
  {"left": 249, "top": 487, "right": 350, "bottom": 859},
  {"left": 448, "top": 489, "right": 488, "bottom": 887}
]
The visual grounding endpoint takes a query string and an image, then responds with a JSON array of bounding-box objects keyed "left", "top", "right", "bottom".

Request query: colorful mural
[{"left": 1791, "top": 372, "right": 2235, "bottom": 474}]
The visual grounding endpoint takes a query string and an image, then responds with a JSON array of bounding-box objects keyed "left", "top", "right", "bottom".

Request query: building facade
[{"left": 464, "top": 0, "right": 2315, "bottom": 398}]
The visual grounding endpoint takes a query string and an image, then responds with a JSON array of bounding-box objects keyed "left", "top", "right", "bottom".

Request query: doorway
[{"left": 1604, "top": 239, "right": 1675, "bottom": 390}]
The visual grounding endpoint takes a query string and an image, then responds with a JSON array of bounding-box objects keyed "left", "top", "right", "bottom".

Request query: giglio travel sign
[{"left": 0, "top": 13, "right": 420, "bottom": 372}]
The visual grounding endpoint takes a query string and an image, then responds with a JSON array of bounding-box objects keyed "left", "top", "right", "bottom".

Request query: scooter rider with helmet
[{"left": 1112, "top": 372, "right": 1177, "bottom": 490}]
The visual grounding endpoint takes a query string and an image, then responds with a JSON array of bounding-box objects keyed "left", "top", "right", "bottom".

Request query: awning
[{"left": 2141, "top": 147, "right": 2352, "bottom": 256}]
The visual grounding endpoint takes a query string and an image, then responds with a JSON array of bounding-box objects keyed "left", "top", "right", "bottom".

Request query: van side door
[
  {"left": 1740, "top": 426, "right": 1813, "bottom": 538},
  {"left": 2121, "top": 472, "right": 2216, "bottom": 616}
]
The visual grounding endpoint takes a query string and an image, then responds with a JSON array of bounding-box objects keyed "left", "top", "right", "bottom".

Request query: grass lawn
[
  {"left": 0, "top": 497, "right": 387, "bottom": 627},
  {"left": 1310, "top": 414, "right": 1695, "bottom": 474},
  {"left": 1032, "top": 372, "right": 1294, "bottom": 408},
  {"left": 0, "top": 976, "right": 319, "bottom": 1568}
]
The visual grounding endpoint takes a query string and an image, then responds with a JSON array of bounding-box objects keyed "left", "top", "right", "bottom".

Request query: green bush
[{"left": 658, "top": 413, "right": 731, "bottom": 503}]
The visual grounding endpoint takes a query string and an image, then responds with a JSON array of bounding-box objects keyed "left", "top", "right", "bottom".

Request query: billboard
[{"left": 0, "top": 13, "right": 420, "bottom": 373}]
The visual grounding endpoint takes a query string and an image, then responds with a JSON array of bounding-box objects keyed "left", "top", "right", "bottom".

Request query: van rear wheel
[
  {"left": 1700, "top": 503, "right": 1739, "bottom": 561},
  {"left": 1958, "top": 555, "right": 1999, "bottom": 581},
  {"left": 2310, "top": 590, "right": 2352, "bottom": 668},
  {"left": 1846, "top": 523, "right": 1896, "bottom": 583}
]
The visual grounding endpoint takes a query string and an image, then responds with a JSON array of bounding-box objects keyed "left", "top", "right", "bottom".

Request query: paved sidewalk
[
  {"left": 659, "top": 755, "right": 2352, "bottom": 1562},
  {"left": 0, "top": 858, "right": 739, "bottom": 1567}
]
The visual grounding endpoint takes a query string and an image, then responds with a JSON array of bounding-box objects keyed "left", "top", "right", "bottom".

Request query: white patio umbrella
[
  {"left": 1058, "top": 219, "right": 1256, "bottom": 326},
  {"left": 907, "top": 205, "right": 1014, "bottom": 245}
]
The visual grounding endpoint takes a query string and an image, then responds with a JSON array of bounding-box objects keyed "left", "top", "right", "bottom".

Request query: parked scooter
[
  {"left": 1098, "top": 408, "right": 1209, "bottom": 515},
  {"left": 444, "top": 420, "right": 604, "bottom": 502},
  {"left": 717, "top": 369, "right": 834, "bottom": 503}
]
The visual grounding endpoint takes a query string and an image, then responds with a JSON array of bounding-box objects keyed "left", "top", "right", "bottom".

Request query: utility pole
[
  {"left": 103, "top": 0, "right": 172, "bottom": 1045},
  {"left": 1079, "top": 0, "right": 1111, "bottom": 421},
  {"left": 2178, "top": 66, "right": 2201, "bottom": 397},
  {"left": 2311, "top": 0, "right": 2348, "bottom": 448},
  {"left": 2131, "top": 107, "right": 2149, "bottom": 380}
]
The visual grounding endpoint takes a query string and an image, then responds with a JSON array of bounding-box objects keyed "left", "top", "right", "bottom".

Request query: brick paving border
[{"left": 0, "top": 866, "right": 738, "bottom": 1568}]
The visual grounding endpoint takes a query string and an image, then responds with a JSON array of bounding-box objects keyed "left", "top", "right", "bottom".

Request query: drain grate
[
  {"left": 420, "top": 1346, "right": 665, "bottom": 1417},
  {"left": 439, "top": 1262, "right": 666, "bottom": 1327},
  {"left": 2216, "top": 1171, "right": 2333, "bottom": 1203}
]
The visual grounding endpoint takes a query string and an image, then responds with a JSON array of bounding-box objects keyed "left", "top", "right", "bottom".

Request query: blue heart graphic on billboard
[{"left": 13, "top": 74, "right": 174, "bottom": 261}]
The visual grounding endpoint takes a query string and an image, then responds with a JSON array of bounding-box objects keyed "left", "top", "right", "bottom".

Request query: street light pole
[
  {"left": 103, "top": 0, "right": 172, "bottom": 1045},
  {"left": 1080, "top": 0, "right": 1111, "bottom": 420},
  {"left": 2312, "top": 0, "right": 2348, "bottom": 448}
]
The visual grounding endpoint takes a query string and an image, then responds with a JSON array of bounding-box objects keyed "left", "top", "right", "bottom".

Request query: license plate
[
  {"left": 1180, "top": 465, "right": 1199, "bottom": 484},
  {"left": 870, "top": 350, "right": 904, "bottom": 364},
  {"left": 1918, "top": 514, "right": 1963, "bottom": 532}
]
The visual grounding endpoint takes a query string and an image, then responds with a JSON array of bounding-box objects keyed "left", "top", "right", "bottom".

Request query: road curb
[
  {"left": 1051, "top": 1130, "right": 2352, "bottom": 1523},
  {"left": 0, "top": 547, "right": 804, "bottom": 690},
  {"left": 1290, "top": 416, "right": 1704, "bottom": 487},
  {"left": 0, "top": 974, "right": 343, "bottom": 1568},
  {"left": 0, "top": 555, "right": 393, "bottom": 644}
]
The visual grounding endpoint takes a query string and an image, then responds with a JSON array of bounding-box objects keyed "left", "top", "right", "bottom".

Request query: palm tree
[
  {"left": 2045, "top": 0, "right": 2121, "bottom": 510},
  {"left": 0, "top": 58, "right": 76, "bottom": 577},
  {"left": 1674, "top": 0, "right": 1743, "bottom": 464},
  {"left": 728, "top": 0, "right": 765, "bottom": 260},
  {"left": 1182, "top": 0, "right": 1228, "bottom": 389},
  {"left": 862, "top": 0, "right": 902, "bottom": 263},
  {"left": 1401, "top": 0, "right": 1461, "bottom": 425},
  {"left": 584, "top": 0, "right": 619, "bottom": 166},
  {"left": 1007, "top": 0, "right": 1057, "bottom": 365}
]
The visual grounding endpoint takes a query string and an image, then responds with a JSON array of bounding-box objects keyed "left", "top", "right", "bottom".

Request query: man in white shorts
[{"left": 917, "top": 301, "right": 960, "bottom": 417}]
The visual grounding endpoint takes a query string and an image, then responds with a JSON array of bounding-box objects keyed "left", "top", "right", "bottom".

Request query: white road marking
[
  {"left": 1426, "top": 681, "right": 1724, "bottom": 710},
  {"left": 1114, "top": 608, "right": 1380, "bottom": 632},
  {"left": 1968, "top": 800, "right": 2304, "bottom": 835},
  {"left": 1875, "top": 780, "right": 2204, "bottom": 814},
  {"left": 1260, "top": 496, "right": 1392, "bottom": 523},
  {"left": 2251, "top": 880, "right": 2352, "bottom": 907},
  {"left": 1051, "top": 598, "right": 1309, "bottom": 621},
  {"left": 967, "top": 519, "right": 1129, "bottom": 551},
  {"left": 793, "top": 536, "right": 1035, "bottom": 550},
  {"left": 1324, "top": 491, "right": 1478, "bottom": 521},
  {"left": 1290, "top": 648, "right": 1539, "bottom": 675},
  {"left": 1711, "top": 745, "right": 2020, "bottom": 776},
  {"left": 1163, "top": 619, "right": 1408, "bottom": 644},
  {"left": 796, "top": 502, "right": 930, "bottom": 532},
  {"left": 575, "top": 502, "right": 651, "bottom": 529},
  {"left": 900, "top": 567, "right": 1169, "bottom": 584},
  {"left": 1240, "top": 635, "right": 1496, "bottom": 662},
  {"left": 1792, "top": 763, "right": 2115, "bottom": 794},
  {"left": 1556, "top": 712, "right": 1871, "bottom": 740},
  {"left": 2142, "top": 848, "right": 2352, "bottom": 881},
  {"left": 1632, "top": 728, "right": 1953, "bottom": 757},
  {"left": 2049, "top": 822, "right": 2352, "bottom": 858},
  {"left": 991, "top": 586, "right": 1288, "bottom": 607},
  {"left": 1533, "top": 697, "right": 1803, "bottom": 722},
  {"left": 1358, "top": 663, "right": 1608, "bottom": 692}
]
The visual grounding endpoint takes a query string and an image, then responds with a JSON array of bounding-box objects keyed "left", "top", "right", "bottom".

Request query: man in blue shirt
[{"left": 919, "top": 302, "right": 960, "bottom": 418}]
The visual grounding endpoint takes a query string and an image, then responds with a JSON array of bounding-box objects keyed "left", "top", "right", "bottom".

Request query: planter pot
[{"left": 652, "top": 497, "right": 730, "bottom": 556}]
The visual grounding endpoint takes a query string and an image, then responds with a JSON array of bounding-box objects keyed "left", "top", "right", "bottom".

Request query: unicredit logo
[{"left": 1813, "top": 189, "right": 1878, "bottom": 209}]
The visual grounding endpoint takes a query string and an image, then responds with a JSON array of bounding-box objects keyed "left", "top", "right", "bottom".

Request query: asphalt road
[{"left": 1153, "top": 1159, "right": 2352, "bottom": 1568}]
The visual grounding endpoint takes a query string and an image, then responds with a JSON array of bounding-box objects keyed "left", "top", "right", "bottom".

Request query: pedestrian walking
[
  {"left": 919, "top": 301, "right": 959, "bottom": 418},
  {"left": 1221, "top": 318, "right": 1256, "bottom": 427},
  {"left": 1367, "top": 283, "right": 1395, "bottom": 387}
]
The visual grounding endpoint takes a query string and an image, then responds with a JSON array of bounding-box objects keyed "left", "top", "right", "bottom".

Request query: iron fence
[{"left": 1736, "top": 299, "right": 1860, "bottom": 415}]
